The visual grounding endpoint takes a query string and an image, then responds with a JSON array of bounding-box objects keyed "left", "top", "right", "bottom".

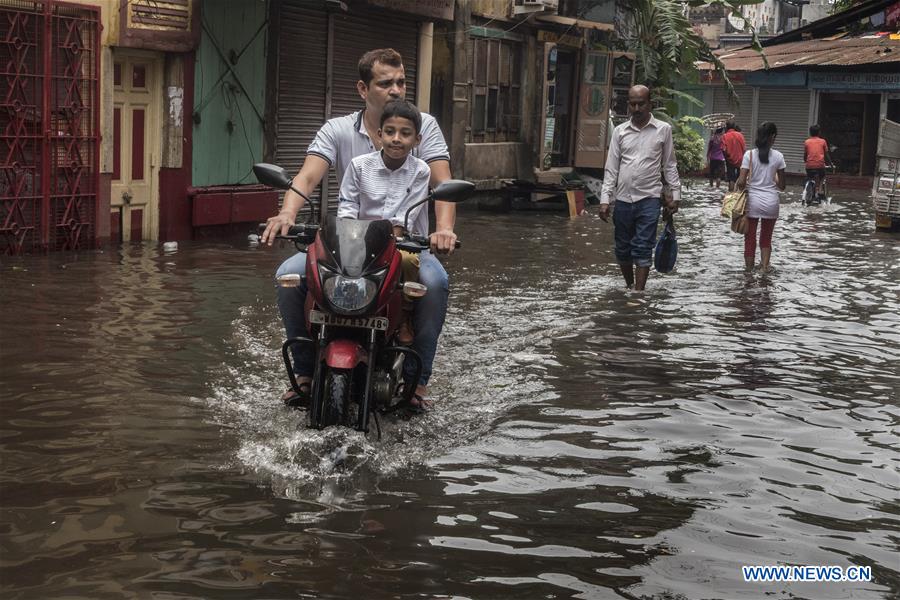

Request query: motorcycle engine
[{"left": 372, "top": 369, "right": 395, "bottom": 408}]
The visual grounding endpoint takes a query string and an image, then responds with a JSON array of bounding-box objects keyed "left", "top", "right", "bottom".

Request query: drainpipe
[{"left": 417, "top": 22, "right": 433, "bottom": 113}]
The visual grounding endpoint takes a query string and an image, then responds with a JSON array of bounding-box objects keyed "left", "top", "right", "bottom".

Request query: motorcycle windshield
[{"left": 321, "top": 218, "right": 393, "bottom": 277}]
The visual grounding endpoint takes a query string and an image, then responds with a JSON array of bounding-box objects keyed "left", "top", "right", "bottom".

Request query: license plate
[{"left": 309, "top": 310, "right": 388, "bottom": 331}]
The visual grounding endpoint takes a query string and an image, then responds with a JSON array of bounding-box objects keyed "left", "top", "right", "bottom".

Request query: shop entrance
[
  {"left": 542, "top": 46, "right": 579, "bottom": 168},
  {"left": 0, "top": 1, "right": 101, "bottom": 254},
  {"left": 817, "top": 93, "right": 881, "bottom": 176}
]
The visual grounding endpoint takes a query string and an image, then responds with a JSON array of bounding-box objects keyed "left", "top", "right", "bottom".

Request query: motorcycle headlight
[{"left": 323, "top": 273, "right": 379, "bottom": 313}]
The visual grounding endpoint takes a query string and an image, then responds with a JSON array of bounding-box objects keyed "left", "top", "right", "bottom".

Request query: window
[{"left": 468, "top": 36, "right": 522, "bottom": 142}]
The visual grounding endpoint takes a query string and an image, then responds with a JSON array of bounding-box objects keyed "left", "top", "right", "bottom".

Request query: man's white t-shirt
[
  {"left": 306, "top": 110, "right": 449, "bottom": 186},
  {"left": 741, "top": 148, "right": 786, "bottom": 219}
]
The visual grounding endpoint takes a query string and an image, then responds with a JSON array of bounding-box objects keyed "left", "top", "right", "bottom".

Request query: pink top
[{"left": 708, "top": 134, "right": 725, "bottom": 161}]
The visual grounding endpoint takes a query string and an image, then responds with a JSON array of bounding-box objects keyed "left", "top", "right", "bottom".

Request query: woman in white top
[{"left": 735, "top": 121, "right": 786, "bottom": 272}]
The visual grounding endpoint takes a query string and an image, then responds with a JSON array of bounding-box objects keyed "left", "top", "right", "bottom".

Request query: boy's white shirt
[{"left": 338, "top": 150, "right": 431, "bottom": 236}]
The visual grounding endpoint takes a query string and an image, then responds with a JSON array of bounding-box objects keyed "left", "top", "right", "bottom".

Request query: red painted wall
[
  {"left": 98, "top": 173, "right": 112, "bottom": 244},
  {"left": 158, "top": 51, "right": 195, "bottom": 242}
]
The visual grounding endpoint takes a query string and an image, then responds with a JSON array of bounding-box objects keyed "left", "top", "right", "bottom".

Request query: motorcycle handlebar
[
  {"left": 257, "top": 222, "right": 320, "bottom": 242},
  {"left": 397, "top": 235, "right": 462, "bottom": 253}
]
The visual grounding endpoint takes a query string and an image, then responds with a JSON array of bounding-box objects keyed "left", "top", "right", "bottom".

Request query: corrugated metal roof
[{"left": 697, "top": 36, "right": 900, "bottom": 72}]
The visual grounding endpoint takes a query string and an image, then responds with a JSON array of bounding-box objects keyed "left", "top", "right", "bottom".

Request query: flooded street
[{"left": 1, "top": 185, "right": 898, "bottom": 599}]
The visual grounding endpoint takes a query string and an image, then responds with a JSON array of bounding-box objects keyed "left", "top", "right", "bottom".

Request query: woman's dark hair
[
  {"left": 755, "top": 121, "right": 778, "bottom": 164},
  {"left": 380, "top": 99, "right": 421, "bottom": 134},
  {"left": 714, "top": 126, "right": 723, "bottom": 135}
]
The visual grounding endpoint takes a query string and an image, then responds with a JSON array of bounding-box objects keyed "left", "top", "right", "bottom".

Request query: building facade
[
  {"left": 2, "top": 0, "right": 628, "bottom": 253},
  {"left": 694, "top": 37, "right": 900, "bottom": 178}
]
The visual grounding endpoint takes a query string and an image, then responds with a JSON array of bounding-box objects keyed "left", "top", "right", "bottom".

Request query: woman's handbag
[
  {"left": 725, "top": 152, "right": 753, "bottom": 234},
  {"left": 721, "top": 188, "right": 747, "bottom": 218},
  {"left": 654, "top": 213, "right": 678, "bottom": 273},
  {"left": 731, "top": 213, "right": 749, "bottom": 234}
]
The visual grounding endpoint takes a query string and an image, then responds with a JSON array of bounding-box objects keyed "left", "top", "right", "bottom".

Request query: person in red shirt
[
  {"left": 722, "top": 120, "right": 746, "bottom": 191},
  {"left": 804, "top": 124, "right": 832, "bottom": 199}
]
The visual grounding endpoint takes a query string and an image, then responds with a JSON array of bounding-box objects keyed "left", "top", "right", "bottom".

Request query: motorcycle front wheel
[{"left": 320, "top": 368, "right": 351, "bottom": 427}]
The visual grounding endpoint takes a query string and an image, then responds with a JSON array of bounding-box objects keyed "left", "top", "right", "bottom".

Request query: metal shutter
[
  {"left": 324, "top": 6, "right": 419, "bottom": 211},
  {"left": 712, "top": 86, "right": 753, "bottom": 135},
  {"left": 756, "top": 89, "right": 810, "bottom": 175},
  {"left": 275, "top": 2, "right": 419, "bottom": 213},
  {"left": 275, "top": 1, "right": 328, "bottom": 206}
]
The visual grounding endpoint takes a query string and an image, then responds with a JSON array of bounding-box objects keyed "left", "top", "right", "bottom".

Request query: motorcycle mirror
[
  {"left": 402, "top": 179, "right": 475, "bottom": 232},
  {"left": 432, "top": 179, "right": 475, "bottom": 203},
  {"left": 253, "top": 163, "right": 292, "bottom": 190},
  {"left": 253, "top": 162, "right": 319, "bottom": 224}
]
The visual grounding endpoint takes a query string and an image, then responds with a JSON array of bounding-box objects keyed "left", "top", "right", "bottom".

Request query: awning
[{"left": 534, "top": 15, "right": 613, "bottom": 32}]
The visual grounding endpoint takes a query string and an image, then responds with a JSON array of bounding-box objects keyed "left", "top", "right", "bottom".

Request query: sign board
[
  {"left": 537, "top": 30, "right": 583, "bottom": 47},
  {"left": 809, "top": 72, "right": 900, "bottom": 91},
  {"left": 364, "top": 0, "right": 453, "bottom": 21},
  {"left": 702, "top": 70, "right": 746, "bottom": 85},
  {"left": 746, "top": 70, "right": 807, "bottom": 87}
]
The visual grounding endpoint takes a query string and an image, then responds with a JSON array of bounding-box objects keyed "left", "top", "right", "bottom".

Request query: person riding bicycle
[{"left": 804, "top": 125, "right": 832, "bottom": 201}]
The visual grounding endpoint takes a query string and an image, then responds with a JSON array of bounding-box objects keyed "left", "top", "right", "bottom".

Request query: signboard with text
[
  {"left": 364, "top": 0, "right": 453, "bottom": 21},
  {"left": 809, "top": 72, "right": 900, "bottom": 91}
]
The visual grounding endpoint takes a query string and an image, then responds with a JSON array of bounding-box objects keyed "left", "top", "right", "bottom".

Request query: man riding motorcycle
[{"left": 260, "top": 48, "right": 457, "bottom": 410}]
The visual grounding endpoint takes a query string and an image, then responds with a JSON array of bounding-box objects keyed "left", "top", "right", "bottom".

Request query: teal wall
[
  {"left": 192, "top": 1, "right": 268, "bottom": 186},
  {"left": 675, "top": 84, "right": 708, "bottom": 141}
]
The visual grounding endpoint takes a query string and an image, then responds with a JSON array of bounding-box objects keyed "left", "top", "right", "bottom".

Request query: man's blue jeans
[
  {"left": 275, "top": 250, "right": 449, "bottom": 387},
  {"left": 612, "top": 197, "right": 661, "bottom": 268}
]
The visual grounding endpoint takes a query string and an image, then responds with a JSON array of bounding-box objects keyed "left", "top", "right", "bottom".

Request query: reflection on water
[{"left": 1, "top": 186, "right": 898, "bottom": 599}]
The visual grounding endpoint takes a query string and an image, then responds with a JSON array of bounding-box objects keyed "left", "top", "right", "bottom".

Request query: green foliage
[
  {"left": 829, "top": 0, "right": 854, "bottom": 15},
  {"left": 622, "top": 0, "right": 767, "bottom": 114},
  {"left": 672, "top": 116, "right": 706, "bottom": 175}
]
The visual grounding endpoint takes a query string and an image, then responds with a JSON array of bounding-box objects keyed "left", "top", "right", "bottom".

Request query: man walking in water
[{"left": 599, "top": 85, "right": 680, "bottom": 291}]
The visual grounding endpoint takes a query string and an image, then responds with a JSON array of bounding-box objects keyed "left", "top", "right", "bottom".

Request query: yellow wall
[
  {"left": 64, "top": 0, "right": 121, "bottom": 46},
  {"left": 471, "top": 0, "right": 512, "bottom": 21}
]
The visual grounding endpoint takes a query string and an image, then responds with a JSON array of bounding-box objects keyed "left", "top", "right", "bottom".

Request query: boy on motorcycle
[
  {"left": 260, "top": 49, "right": 455, "bottom": 410},
  {"left": 337, "top": 99, "right": 430, "bottom": 346}
]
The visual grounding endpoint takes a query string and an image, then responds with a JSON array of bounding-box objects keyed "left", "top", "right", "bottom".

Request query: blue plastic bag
[{"left": 654, "top": 215, "right": 677, "bottom": 273}]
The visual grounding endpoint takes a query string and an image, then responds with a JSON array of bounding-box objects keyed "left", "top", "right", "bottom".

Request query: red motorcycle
[{"left": 253, "top": 163, "right": 473, "bottom": 434}]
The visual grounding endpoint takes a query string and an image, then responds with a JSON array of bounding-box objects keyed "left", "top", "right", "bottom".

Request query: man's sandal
[
  {"left": 406, "top": 393, "right": 433, "bottom": 415},
  {"left": 282, "top": 381, "right": 311, "bottom": 408}
]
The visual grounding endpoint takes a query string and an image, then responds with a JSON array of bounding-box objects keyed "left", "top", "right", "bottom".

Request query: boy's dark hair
[
  {"left": 358, "top": 48, "right": 403, "bottom": 85},
  {"left": 725, "top": 120, "right": 736, "bottom": 131},
  {"left": 735, "top": 124, "right": 742, "bottom": 132},
  {"left": 380, "top": 99, "right": 421, "bottom": 134},
  {"left": 809, "top": 124, "right": 821, "bottom": 137},
  {"left": 755, "top": 121, "right": 778, "bottom": 164}
]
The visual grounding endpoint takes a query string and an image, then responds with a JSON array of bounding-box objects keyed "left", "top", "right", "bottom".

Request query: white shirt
[
  {"left": 741, "top": 148, "right": 786, "bottom": 220},
  {"left": 306, "top": 110, "right": 449, "bottom": 186},
  {"left": 600, "top": 115, "right": 681, "bottom": 204},
  {"left": 338, "top": 151, "right": 431, "bottom": 236}
]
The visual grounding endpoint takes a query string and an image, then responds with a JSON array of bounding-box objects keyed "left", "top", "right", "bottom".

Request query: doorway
[
  {"left": 542, "top": 46, "right": 579, "bottom": 168},
  {"left": 110, "top": 50, "right": 163, "bottom": 242},
  {"left": 0, "top": 1, "right": 101, "bottom": 254},
  {"left": 817, "top": 92, "right": 881, "bottom": 176}
]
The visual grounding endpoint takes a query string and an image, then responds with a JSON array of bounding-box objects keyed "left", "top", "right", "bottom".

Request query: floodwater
[{"left": 1, "top": 184, "right": 898, "bottom": 599}]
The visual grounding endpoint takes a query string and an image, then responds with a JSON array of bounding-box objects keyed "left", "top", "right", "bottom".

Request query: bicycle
[{"left": 801, "top": 165, "right": 832, "bottom": 206}]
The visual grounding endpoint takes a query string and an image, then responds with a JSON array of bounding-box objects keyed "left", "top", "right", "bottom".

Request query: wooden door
[{"left": 111, "top": 51, "right": 162, "bottom": 242}]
